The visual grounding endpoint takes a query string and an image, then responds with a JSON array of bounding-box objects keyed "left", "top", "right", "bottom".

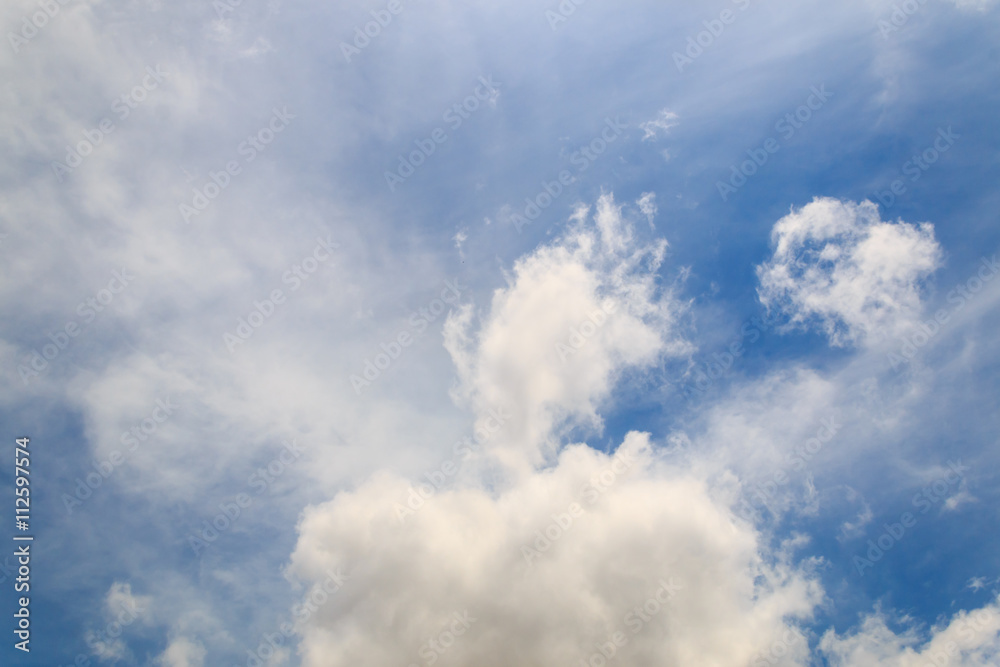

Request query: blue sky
[{"left": 1, "top": 0, "right": 999, "bottom": 665}]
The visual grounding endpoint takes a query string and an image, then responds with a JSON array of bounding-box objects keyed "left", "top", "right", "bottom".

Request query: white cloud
[
  {"left": 443, "top": 193, "right": 689, "bottom": 472},
  {"left": 637, "top": 192, "right": 657, "bottom": 230},
  {"left": 640, "top": 109, "right": 679, "bottom": 141},
  {"left": 820, "top": 599, "right": 1000, "bottom": 666},
  {"left": 947, "top": 0, "right": 998, "bottom": 11},
  {"left": 967, "top": 577, "right": 989, "bottom": 592},
  {"left": 286, "top": 194, "right": 822, "bottom": 667},
  {"left": 85, "top": 582, "right": 151, "bottom": 663},
  {"left": 757, "top": 198, "right": 942, "bottom": 347},
  {"left": 0, "top": 1, "right": 994, "bottom": 663},
  {"left": 943, "top": 489, "right": 977, "bottom": 512},
  {"left": 838, "top": 491, "right": 874, "bottom": 541},
  {"left": 288, "top": 433, "right": 821, "bottom": 667},
  {"left": 454, "top": 227, "right": 469, "bottom": 262},
  {"left": 156, "top": 636, "right": 207, "bottom": 667}
]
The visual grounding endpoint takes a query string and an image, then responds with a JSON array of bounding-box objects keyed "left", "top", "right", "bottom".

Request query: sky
[{"left": 1, "top": 0, "right": 999, "bottom": 665}]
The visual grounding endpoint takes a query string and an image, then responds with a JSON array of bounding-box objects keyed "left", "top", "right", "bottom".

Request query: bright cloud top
[
  {"left": 288, "top": 434, "right": 822, "bottom": 667},
  {"left": 756, "top": 197, "right": 942, "bottom": 347},
  {"left": 443, "top": 193, "right": 690, "bottom": 472},
  {"left": 286, "top": 193, "right": 1000, "bottom": 667},
  {"left": 284, "top": 194, "right": 824, "bottom": 667}
]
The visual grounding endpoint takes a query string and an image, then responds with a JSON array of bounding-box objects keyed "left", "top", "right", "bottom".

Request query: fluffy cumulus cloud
[
  {"left": 1, "top": 0, "right": 996, "bottom": 663},
  {"left": 286, "top": 195, "right": 823, "bottom": 667},
  {"left": 288, "top": 434, "right": 822, "bottom": 667},
  {"left": 285, "top": 193, "right": 1000, "bottom": 667},
  {"left": 756, "top": 198, "right": 942, "bottom": 347},
  {"left": 443, "top": 193, "right": 690, "bottom": 472},
  {"left": 820, "top": 599, "right": 1000, "bottom": 666}
]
